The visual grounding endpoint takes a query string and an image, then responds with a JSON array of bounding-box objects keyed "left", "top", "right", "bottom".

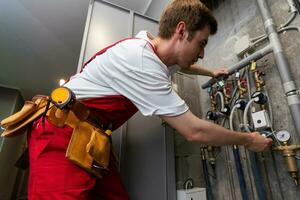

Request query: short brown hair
[{"left": 158, "top": 0, "right": 217, "bottom": 40}]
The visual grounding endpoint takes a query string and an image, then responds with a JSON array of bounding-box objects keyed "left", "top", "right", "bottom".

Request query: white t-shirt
[{"left": 65, "top": 31, "right": 189, "bottom": 117}]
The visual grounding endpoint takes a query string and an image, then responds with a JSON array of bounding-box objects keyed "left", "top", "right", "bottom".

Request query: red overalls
[{"left": 28, "top": 40, "right": 139, "bottom": 200}]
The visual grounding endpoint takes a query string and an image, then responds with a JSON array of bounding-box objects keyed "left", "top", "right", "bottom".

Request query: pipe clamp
[
  {"left": 283, "top": 81, "right": 297, "bottom": 93},
  {"left": 286, "top": 93, "right": 300, "bottom": 105},
  {"left": 264, "top": 19, "right": 275, "bottom": 28}
]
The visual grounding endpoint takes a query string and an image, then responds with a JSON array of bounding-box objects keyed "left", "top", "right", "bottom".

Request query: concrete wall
[{"left": 175, "top": 0, "right": 300, "bottom": 199}]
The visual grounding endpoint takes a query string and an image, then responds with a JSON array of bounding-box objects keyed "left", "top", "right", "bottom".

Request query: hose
[
  {"left": 251, "top": 26, "right": 300, "bottom": 47},
  {"left": 251, "top": 0, "right": 298, "bottom": 43},
  {"left": 233, "top": 147, "right": 249, "bottom": 200},
  {"left": 280, "top": 12, "right": 297, "bottom": 28},
  {"left": 224, "top": 146, "right": 237, "bottom": 200},
  {"left": 230, "top": 104, "right": 249, "bottom": 200},
  {"left": 243, "top": 98, "right": 256, "bottom": 132},
  {"left": 221, "top": 87, "right": 238, "bottom": 200},
  {"left": 249, "top": 152, "right": 267, "bottom": 200},
  {"left": 201, "top": 148, "right": 213, "bottom": 200},
  {"left": 215, "top": 91, "right": 225, "bottom": 111},
  {"left": 229, "top": 104, "right": 239, "bottom": 131}
]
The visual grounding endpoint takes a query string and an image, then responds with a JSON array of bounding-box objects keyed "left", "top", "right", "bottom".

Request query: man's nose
[{"left": 199, "top": 49, "right": 204, "bottom": 59}]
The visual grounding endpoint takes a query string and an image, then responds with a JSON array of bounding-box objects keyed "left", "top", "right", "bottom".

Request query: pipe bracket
[
  {"left": 264, "top": 19, "right": 275, "bottom": 28},
  {"left": 286, "top": 92, "right": 300, "bottom": 105},
  {"left": 284, "top": 81, "right": 297, "bottom": 93}
]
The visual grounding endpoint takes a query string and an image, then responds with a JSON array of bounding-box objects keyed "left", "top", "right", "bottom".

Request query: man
[{"left": 27, "top": 0, "right": 272, "bottom": 199}]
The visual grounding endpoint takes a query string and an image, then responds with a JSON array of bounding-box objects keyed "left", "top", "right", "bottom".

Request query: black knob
[
  {"left": 251, "top": 91, "right": 268, "bottom": 104},
  {"left": 206, "top": 111, "right": 219, "bottom": 120},
  {"left": 221, "top": 105, "right": 231, "bottom": 115},
  {"left": 235, "top": 99, "right": 247, "bottom": 110}
]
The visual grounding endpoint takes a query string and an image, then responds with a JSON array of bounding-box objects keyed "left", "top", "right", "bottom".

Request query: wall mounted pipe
[
  {"left": 256, "top": 0, "right": 300, "bottom": 140},
  {"left": 202, "top": 0, "right": 300, "bottom": 140},
  {"left": 201, "top": 44, "right": 272, "bottom": 89}
]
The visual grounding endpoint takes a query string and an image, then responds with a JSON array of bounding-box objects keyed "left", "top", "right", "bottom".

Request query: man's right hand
[{"left": 245, "top": 132, "right": 273, "bottom": 152}]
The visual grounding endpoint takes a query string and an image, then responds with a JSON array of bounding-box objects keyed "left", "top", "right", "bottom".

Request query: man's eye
[{"left": 199, "top": 43, "right": 205, "bottom": 48}]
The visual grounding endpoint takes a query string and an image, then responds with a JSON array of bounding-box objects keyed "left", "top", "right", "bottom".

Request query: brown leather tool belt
[
  {"left": 1, "top": 96, "right": 111, "bottom": 178},
  {"left": 47, "top": 100, "right": 111, "bottom": 179}
]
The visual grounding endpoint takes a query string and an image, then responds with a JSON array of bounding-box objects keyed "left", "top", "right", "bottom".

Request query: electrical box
[
  {"left": 233, "top": 34, "right": 252, "bottom": 57},
  {"left": 177, "top": 188, "right": 206, "bottom": 200},
  {"left": 251, "top": 110, "right": 271, "bottom": 130}
]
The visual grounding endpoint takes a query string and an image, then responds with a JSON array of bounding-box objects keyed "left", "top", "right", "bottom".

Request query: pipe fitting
[
  {"left": 287, "top": 93, "right": 300, "bottom": 105},
  {"left": 283, "top": 81, "right": 297, "bottom": 93},
  {"left": 273, "top": 144, "right": 300, "bottom": 185}
]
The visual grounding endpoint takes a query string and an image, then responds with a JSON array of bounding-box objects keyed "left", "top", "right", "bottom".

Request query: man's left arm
[{"left": 180, "top": 64, "right": 228, "bottom": 77}]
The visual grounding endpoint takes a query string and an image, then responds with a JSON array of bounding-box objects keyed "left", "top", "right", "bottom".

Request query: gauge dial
[{"left": 275, "top": 130, "right": 291, "bottom": 142}]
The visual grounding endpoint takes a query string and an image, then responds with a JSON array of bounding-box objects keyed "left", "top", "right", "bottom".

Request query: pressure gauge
[{"left": 275, "top": 130, "right": 291, "bottom": 142}]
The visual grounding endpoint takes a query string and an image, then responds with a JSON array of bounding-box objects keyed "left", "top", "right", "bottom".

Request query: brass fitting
[
  {"left": 223, "top": 86, "right": 231, "bottom": 105},
  {"left": 237, "top": 79, "right": 247, "bottom": 98},
  {"left": 254, "top": 71, "right": 265, "bottom": 91},
  {"left": 250, "top": 61, "right": 257, "bottom": 72},
  {"left": 207, "top": 146, "right": 216, "bottom": 170},
  {"left": 210, "top": 95, "right": 217, "bottom": 111},
  {"left": 273, "top": 143, "right": 300, "bottom": 185}
]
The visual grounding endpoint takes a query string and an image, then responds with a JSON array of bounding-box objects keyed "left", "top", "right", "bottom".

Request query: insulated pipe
[
  {"left": 229, "top": 104, "right": 239, "bottom": 131},
  {"left": 257, "top": 0, "right": 300, "bottom": 140},
  {"left": 229, "top": 105, "right": 249, "bottom": 200},
  {"left": 201, "top": 148, "right": 213, "bottom": 200},
  {"left": 229, "top": 99, "right": 267, "bottom": 200},
  {"left": 201, "top": 45, "right": 272, "bottom": 89},
  {"left": 216, "top": 91, "right": 225, "bottom": 111},
  {"left": 243, "top": 99, "right": 256, "bottom": 133}
]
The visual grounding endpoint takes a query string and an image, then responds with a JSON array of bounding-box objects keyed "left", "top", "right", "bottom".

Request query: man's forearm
[
  {"left": 191, "top": 119, "right": 253, "bottom": 146},
  {"left": 180, "top": 64, "right": 214, "bottom": 76},
  {"left": 162, "top": 110, "right": 271, "bottom": 152},
  {"left": 162, "top": 111, "right": 252, "bottom": 147}
]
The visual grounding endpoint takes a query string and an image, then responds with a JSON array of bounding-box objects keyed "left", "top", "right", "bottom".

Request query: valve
[
  {"left": 216, "top": 79, "right": 225, "bottom": 90},
  {"left": 207, "top": 87, "right": 217, "bottom": 112},
  {"left": 273, "top": 130, "right": 300, "bottom": 185},
  {"left": 234, "top": 98, "right": 247, "bottom": 110},
  {"left": 221, "top": 105, "right": 231, "bottom": 116},
  {"left": 223, "top": 84, "right": 232, "bottom": 105},
  {"left": 254, "top": 70, "right": 265, "bottom": 91},
  {"left": 210, "top": 95, "right": 217, "bottom": 111},
  {"left": 207, "top": 87, "right": 213, "bottom": 95},
  {"left": 237, "top": 78, "right": 247, "bottom": 98},
  {"left": 251, "top": 91, "right": 268, "bottom": 105},
  {"left": 206, "top": 111, "right": 220, "bottom": 121}
]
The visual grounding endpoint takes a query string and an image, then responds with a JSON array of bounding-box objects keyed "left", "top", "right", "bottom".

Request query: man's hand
[
  {"left": 244, "top": 132, "right": 273, "bottom": 152},
  {"left": 211, "top": 67, "right": 229, "bottom": 78}
]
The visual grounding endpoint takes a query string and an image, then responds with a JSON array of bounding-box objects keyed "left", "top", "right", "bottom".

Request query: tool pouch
[
  {"left": 1, "top": 96, "right": 49, "bottom": 137},
  {"left": 65, "top": 112, "right": 111, "bottom": 179}
]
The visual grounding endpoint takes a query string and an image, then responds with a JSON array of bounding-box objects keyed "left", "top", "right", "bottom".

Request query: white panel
[
  {"left": 105, "top": 0, "right": 149, "bottom": 13},
  {"left": 133, "top": 14, "right": 158, "bottom": 36},
  {"left": 83, "top": 1, "right": 130, "bottom": 63}
]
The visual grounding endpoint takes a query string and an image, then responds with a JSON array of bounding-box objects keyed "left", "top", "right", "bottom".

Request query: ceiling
[
  {"left": 0, "top": 0, "right": 90, "bottom": 99},
  {"left": 0, "top": 0, "right": 158, "bottom": 100},
  {"left": 0, "top": 0, "right": 220, "bottom": 100}
]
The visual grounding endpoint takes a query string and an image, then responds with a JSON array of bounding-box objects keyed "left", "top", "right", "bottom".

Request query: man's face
[{"left": 177, "top": 25, "right": 210, "bottom": 69}]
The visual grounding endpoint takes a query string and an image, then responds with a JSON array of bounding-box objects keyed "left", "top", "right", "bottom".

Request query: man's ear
[{"left": 175, "top": 21, "right": 186, "bottom": 40}]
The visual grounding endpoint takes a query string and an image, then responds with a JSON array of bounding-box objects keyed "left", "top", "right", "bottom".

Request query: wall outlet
[
  {"left": 177, "top": 188, "right": 206, "bottom": 200},
  {"left": 234, "top": 35, "right": 253, "bottom": 57}
]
